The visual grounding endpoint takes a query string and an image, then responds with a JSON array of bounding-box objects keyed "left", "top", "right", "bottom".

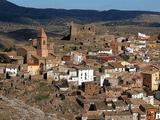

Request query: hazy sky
[{"left": 8, "top": 0, "right": 160, "bottom": 12}]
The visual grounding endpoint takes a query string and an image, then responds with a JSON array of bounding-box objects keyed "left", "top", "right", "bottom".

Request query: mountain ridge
[{"left": 0, "top": 0, "right": 159, "bottom": 24}]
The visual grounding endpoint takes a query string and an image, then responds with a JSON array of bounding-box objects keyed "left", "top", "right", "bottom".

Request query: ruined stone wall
[{"left": 70, "top": 22, "right": 96, "bottom": 40}]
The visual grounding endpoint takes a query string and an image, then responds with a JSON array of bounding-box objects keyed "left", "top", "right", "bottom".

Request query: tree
[
  {"left": 60, "top": 94, "right": 65, "bottom": 100},
  {"left": 120, "top": 54, "right": 130, "bottom": 61}
]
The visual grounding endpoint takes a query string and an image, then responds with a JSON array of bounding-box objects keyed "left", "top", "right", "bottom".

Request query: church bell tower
[{"left": 37, "top": 28, "right": 48, "bottom": 58}]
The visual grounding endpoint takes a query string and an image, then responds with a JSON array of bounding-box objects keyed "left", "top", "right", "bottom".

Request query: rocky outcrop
[{"left": 0, "top": 96, "right": 59, "bottom": 120}]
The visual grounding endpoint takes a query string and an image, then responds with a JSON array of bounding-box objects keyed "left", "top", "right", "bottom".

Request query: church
[{"left": 17, "top": 28, "right": 60, "bottom": 75}]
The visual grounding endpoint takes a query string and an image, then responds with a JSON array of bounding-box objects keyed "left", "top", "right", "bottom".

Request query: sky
[{"left": 8, "top": 0, "right": 160, "bottom": 12}]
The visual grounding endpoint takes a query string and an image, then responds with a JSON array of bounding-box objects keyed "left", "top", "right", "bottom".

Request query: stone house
[
  {"left": 104, "top": 111, "right": 133, "bottom": 120},
  {"left": 45, "top": 69, "right": 60, "bottom": 81},
  {"left": 82, "top": 82, "right": 99, "bottom": 95},
  {"left": 105, "top": 87, "right": 122, "bottom": 102},
  {"left": 141, "top": 65, "right": 160, "bottom": 91},
  {"left": 81, "top": 111, "right": 104, "bottom": 120},
  {"left": 139, "top": 104, "right": 156, "bottom": 120},
  {"left": 108, "top": 62, "right": 125, "bottom": 73},
  {"left": 126, "top": 89, "right": 145, "bottom": 99},
  {"left": 0, "top": 64, "right": 6, "bottom": 74},
  {"left": 113, "top": 100, "right": 129, "bottom": 112},
  {"left": 27, "top": 63, "right": 39, "bottom": 76}
]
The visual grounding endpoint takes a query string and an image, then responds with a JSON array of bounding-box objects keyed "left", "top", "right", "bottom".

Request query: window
[{"left": 43, "top": 40, "right": 46, "bottom": 45}]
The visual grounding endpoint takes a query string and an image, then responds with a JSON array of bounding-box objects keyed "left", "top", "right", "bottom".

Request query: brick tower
[{"left": 37, "top": 28, "right": 48, "bottom": 57}]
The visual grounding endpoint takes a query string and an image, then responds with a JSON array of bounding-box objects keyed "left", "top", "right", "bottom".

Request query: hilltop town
[{"left": 0, "top": 20, "right": 160, "bottom": 120}]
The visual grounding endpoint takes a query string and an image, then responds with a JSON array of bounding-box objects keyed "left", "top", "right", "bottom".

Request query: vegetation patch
[
  {"left": 34, "top": 95, "right": 49, "bottom": 102},
  {"left": 120, "top": 54, "right": 130, "bottom": 61}
]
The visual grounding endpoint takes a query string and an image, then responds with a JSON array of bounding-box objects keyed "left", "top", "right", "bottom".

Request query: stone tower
[
  {"left": 37, "top": 28, "right": 48, "bottom": 58},
  {"left": 70, "top": 21, "right": 78, "bottom": 40}
]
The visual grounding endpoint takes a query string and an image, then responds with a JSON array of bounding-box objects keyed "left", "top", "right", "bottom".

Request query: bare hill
[{"left": 0, "top": 96, "right": 60, "bottom": 120}]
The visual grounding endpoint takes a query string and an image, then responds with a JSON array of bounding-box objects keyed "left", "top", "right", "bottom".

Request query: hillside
[
  {"left": 0, "top": 96, "right": 59, "bottom": 120},
  {"left": 0, "top": 32, "right": 14, "bottom": 50},
  {"left": 0, "top": 0, "right": 160, "bottom": 51}
]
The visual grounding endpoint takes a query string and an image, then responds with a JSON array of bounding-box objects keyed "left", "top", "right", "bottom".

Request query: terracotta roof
[
  {"left": 46, "top": 53, "right": 56, "bottom": 60},
  {"left": 141, "top": 104, "right": 156, "bottom": 109},
  {"left": 109, "top": 62, "right": 124, "bottom": 68},
  {"left": 31, "top": 55, "right": 44, "bottom": 60},
  {"left": 142, "top": 65, "right": 159, "bottom": 74},
  {"left": 131, "top": 108, "right": 145, "bottom": 115},
  {"left": 97, "top": 56, "right": 116, "bottom": 61},
  {"left": 82, "top": 111, "right": 102, "bottom": 120},
  {"left": 127, "top": 98, "right": 146, "bottom": 105},
  {"left": 104, "top": 111, "right": 132, "bottom": 116},
  {"left": 6, "top": 64, "right": 19, "bottom": 68}
]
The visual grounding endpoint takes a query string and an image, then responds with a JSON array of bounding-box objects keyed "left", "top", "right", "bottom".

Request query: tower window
[{"left": 43, "top": 40, "right": 46, "bottom": 45}]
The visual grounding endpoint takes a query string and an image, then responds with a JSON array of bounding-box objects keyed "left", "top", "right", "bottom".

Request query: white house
[
  {"left": 71, "top": 51, "right": 85, "bottom": 65},
  {"left": 135, "top": 40, "right": 147, "bottom": 49},
  {"left": 77, "top": 68, "right": 94, "bottom": 85},
  {"left": 97, "top": 49, "right": 112, "bottom": 55},
  {"left": 132, "top": 112, "right": 139, "bottom": 120},
  {"left": 125, "top": 47, "right": 134, "bottom": 53},
  {"left": 156, "top": 110, "right": 160, "bottom": 120},
  {"left": 59, "top": 73, "right": 70, "bottom": 80},
  {"left": 88, "top": 51, "right": 97, "bottom": 56},
  {"left": 99, "top": 74, "right": 110, "bottom": 87},
  {"left": 63, "top": 67, "right": 94, "bottom": 86},
  {"left": 6, "top": 64, "right": 18, "bottom": 77},
  {"left": 125, "top": 66, "right": 137, "bottom": 72},
  {"left": 143, "top": 56, "right": 150, "bottom": 63},
  {"left": 143, "top": 96, "right": 154, "bottom": 105},
  {"left": 68, "top": 68, "right": 79, "bottom": 82},
  {"left": 138, "top": 32, "right": 150, "bottom": 39},
  {"left": 117, "top": 37, "right": 126, "bottom": 43},
  {"left": 69, "top": 68, "right": 77, "bottom": 77}
]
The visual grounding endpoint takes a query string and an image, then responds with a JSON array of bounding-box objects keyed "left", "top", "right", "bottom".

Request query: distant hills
[
  {"left": 0, "top": 0, "right": 160, "bottom": 24},
  {"left": 0, "top": 0, "right": 160, "bottom": 50}
]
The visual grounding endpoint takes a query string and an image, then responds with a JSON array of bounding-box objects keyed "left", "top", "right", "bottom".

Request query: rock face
[{"left": 0, "top": 96, "right": 58, "bottom": 120}]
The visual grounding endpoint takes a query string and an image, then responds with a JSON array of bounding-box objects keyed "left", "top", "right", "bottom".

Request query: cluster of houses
[
  {"left": 78, "top": 80, "right": 160, "bottom": 120},
  {"left": 0, "top": 23, "right": 160, "bottom": 120}
]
